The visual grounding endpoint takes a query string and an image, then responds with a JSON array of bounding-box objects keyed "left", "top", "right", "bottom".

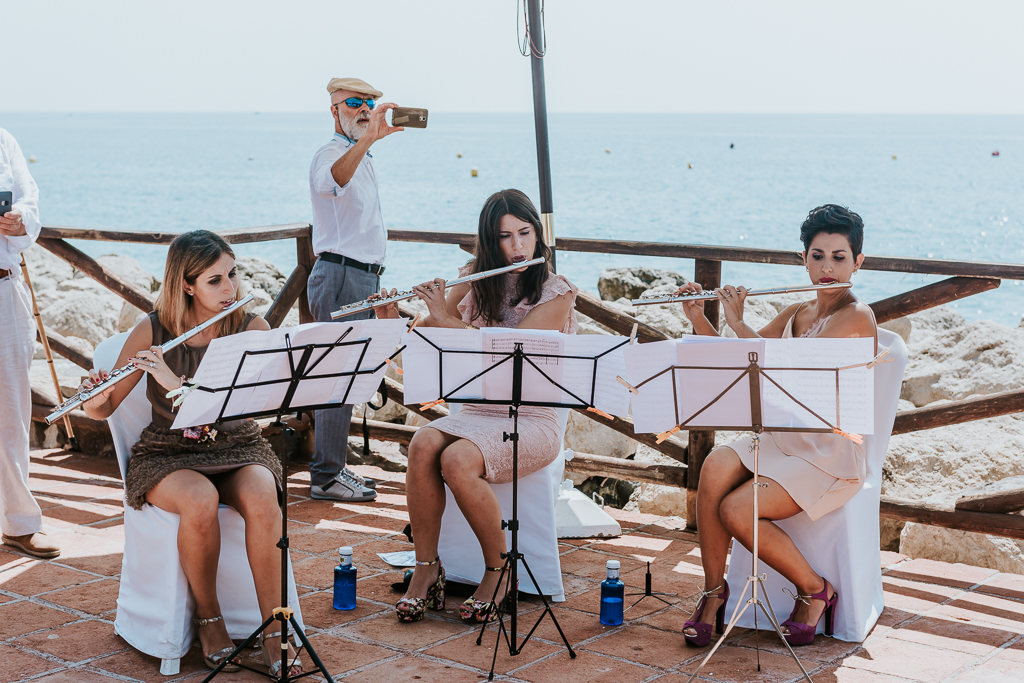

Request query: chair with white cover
[
  {"left": 95, "top": 332, "right": 303, "bottom": 676},
  {"left": 724, "top": 328, "right": 908, "bottom": 642},
  {"left": 437, "top": 405, "right": 569, "bottom": 602}
]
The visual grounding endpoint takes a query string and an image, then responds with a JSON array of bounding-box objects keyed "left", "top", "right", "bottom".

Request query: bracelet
[{"left": 463, "top": 322, "right": 476, "bottom": 330}]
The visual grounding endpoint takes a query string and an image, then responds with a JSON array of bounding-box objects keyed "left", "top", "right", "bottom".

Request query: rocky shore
[{"left": 25, "top": 249, "right": 1024, "bottom": 572}]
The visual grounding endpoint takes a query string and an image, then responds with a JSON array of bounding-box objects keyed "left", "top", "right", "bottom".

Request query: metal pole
[{"left": 526, "top": 0, "right": 555, "bottom": 271}]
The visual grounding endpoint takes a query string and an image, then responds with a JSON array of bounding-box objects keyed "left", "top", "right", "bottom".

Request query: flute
[
  {"left": 330, "top": 257, "right": 547, "bottom": 319},
  {"left": 631, "top": 282, "right": 852, "bottom": 307},
  {"left": 45, "top": 294, "right": 255, "bottom": 425}
]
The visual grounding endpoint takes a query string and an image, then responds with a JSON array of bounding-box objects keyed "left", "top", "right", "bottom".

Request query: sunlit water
[{"left": 5, "top": 113, "right": 1022, "bottom": 325}]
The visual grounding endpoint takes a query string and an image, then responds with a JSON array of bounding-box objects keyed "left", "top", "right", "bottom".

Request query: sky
[{"left": 3, "top": 0, "right": 1024, "bottom": 114}]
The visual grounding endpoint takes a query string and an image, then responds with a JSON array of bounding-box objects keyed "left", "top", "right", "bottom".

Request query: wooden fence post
[
  {"left": 687, "top": 258, "right": 722, "bottom": 528},
  {"left": 296, "top": 235, "right": 316, "bottom": 324}
]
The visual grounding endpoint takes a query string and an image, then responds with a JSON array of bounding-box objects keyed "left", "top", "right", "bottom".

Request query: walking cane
[{"left": 20, "top": 254, "right": 80, "bottom": 451}]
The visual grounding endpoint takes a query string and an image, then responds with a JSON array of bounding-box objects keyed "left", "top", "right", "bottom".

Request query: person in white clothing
[
  {"left": 306, "top": 77, "right": 404, "bottom": 502},
  {"left": 0, "top": 128, "right": 59, "bottom": 559}
]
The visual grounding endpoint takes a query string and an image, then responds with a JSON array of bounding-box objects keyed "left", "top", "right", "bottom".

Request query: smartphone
[
  {"left": 391, "top": 107, "right": 428, "bottom": 128},
  {"left": 0, "top": 191, "right": 12, "bottom": 217}
]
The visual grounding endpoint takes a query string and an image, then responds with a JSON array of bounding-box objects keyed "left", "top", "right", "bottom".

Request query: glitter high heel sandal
[
  {"left": 459, "top": 566, "right": 518, "bottom": 623},
  {"left": 395, "top": 557, "right": 446, "bottom": 622}
]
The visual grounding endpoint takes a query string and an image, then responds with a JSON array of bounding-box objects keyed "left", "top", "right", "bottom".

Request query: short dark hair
[{"left": 799, "top": 204, "right": 864, "bottom": 257}]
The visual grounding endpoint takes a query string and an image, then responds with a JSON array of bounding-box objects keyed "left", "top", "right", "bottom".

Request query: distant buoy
[
  {"left": 729, "top": 143, "right": 734, "bottom": 149},
  {"left": 892, "top": 155, "right": 897, "bottom": 160},
  {"left": 248, "top": 156, "right": 254, "bottom": 161},
  {"left": 992, "top": 151, "right": 1000, "bottom": 156},
  {"left": 605, "top": 149, "right": 611, "bottom": 154},
  {"left": 28, "top": 155, "right": 37, "bottom": 163},
  {"left": 471, "top": 167, "right": 478, "bottom": 178},
  {"left": 457, "top": 153, "right": 462, "bottom": 158},
  {"left": 688, "top": 163, "right": 692, "bottom": 169}
]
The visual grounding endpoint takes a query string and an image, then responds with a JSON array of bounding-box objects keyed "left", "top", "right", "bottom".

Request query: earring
[{"left": 186, "top": 291, "right": 193, "bottom": 296}]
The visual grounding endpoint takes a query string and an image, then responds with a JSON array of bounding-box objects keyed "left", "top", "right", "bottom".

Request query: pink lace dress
[
  {"left": 722, "top": 302, "right": 867, "bottom": 521},
  {"left": 426, "top": 265, "right": 580, "bottom": 484}
]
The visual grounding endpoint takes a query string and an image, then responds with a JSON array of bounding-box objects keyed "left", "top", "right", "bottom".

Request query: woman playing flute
[
  {"left": 79, "top": 231, "right": 300, "bottom": 676},
  {"left": 679, "top": 205, "right": 877, "bottom": 647},
  {"left": 374, "top": 189, "right": 579, "bottom": 623}
]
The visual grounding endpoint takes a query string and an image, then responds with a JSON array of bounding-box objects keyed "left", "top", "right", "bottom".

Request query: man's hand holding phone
[
  {"left": 364, "top": 103, "right": 404, "bottom": 144},
  {"left": 0, "top": 192, "right": 25, "bottom": 237}
]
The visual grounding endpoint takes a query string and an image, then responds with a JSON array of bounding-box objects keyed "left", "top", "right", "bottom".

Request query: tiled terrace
[{"left": 2, "top": 447, "right": 1023, "bottom": 683}]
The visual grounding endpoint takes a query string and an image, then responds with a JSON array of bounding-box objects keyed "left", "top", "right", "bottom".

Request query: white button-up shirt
[
  {"left": 0, "top": 129, "right": 41, "bottom": 270},
  {"left": 309, "top": 133, "right": 387, "bottom": 265}
]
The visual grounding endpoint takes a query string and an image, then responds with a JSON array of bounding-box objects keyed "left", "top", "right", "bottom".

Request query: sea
[{"left": 4, "top": 113, "right": 1022, "bottom": 326}]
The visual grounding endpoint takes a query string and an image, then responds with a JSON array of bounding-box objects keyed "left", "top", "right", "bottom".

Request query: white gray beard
[{"left": 341, "top": 118, "right": 369, "bottom": 141}]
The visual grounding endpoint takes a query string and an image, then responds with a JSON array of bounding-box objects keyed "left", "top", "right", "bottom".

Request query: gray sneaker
[
  {"left": 310, "top": 472, "right": 376, "bottom": 502},
  {"left": 343, "top": 467, "right": 376, "bottom": 490}
]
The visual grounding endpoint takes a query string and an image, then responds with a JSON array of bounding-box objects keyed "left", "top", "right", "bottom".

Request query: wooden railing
[{"left": 32, "top": 223, "right": 1024, "bottom": 538}]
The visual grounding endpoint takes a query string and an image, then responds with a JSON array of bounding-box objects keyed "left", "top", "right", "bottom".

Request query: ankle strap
[
  {"left": 416, "top": 556, "right": 440, "bottom": 566},
  {"left": 193, "top": 615, "right": 224, "bottom": 628}
]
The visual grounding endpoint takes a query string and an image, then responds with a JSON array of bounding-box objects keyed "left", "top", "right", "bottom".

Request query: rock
[
  {"left": 41, "top": 292, "right": 120, "bottom": 347},
  {"left": 118, "top": 301, "right": 147, "bottom": 333},
  {"left": 597, "top": 268, "right": 688, "bottom": 302},
  {"left": 577, "top": 476, "right": 636, "bottom": 509},
  {"left": 78, "top": 254, "right": 160, "bottom": 292},
  {"left": 22, "top": 244, "right": 75, "bottom": 309},
  {"left": 908, "top": 305, "right": 965, "bottom": 336},
  {"left": 564, "top": 410, "right": 637, "bottom": 458},
  {"left": 343, "top": 436, "right": 408, "bottom": 472},
  {"left": 899, "top": 524, "right": 1024, "bottom": 574},
  {"left": 632, "top": 483, "right": 689, "bottom": 517},
  {"left": 879, "top": 317, "right": 911, "bottom": 343},
  {"left": 901, "top": 319, "right": 1024, "bottom": 407},
  {"left": 236, "top": 257, "right": 287, "bottom": 299}
]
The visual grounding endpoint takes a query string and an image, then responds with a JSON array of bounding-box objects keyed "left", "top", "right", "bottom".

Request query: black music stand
[
  {"left": 626, "top": 345, "right": 885, "bottom": 683},
  {"left": 189, "top": 325, "right": 404, "bottom": 683},
  {"left": 408, "top": 329, "right": 628, "bottom": 681}
]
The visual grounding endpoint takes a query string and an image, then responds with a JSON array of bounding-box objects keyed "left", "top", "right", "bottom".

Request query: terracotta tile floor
[{"left": 2, "top": 447, "right": 1023, "bottom": 683}]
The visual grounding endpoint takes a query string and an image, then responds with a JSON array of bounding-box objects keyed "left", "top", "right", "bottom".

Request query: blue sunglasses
[{"left": 338, "top": 97, "right": 376, "bottom": 110}]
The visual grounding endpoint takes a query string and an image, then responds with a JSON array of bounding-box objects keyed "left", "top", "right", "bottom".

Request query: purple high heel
[
  {"left": 682, "top": 581, "right": 730, "bottom": 647},
  {"left": 780, "top": 576, "right": 837, "bottom": 646}
]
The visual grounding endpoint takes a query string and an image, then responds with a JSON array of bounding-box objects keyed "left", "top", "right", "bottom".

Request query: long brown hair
[
  {"left": 468, "top": 189, "right": 553, "bottom": 325},
  {"left": 153, "top": 230, "right": 250, "bottom": 338}
]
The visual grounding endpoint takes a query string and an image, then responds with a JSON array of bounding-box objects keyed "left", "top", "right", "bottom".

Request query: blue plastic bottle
[
  {"left": 333, "top": 546, "right": 357, "bottom": 610},
  {"left": 599, "top": 559, "right": 624, "bottom": 625}
]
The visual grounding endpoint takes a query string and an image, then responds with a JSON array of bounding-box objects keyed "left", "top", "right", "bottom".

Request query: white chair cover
[
  {"left": 437, "top": 405, "right": 568, "bottom": 602},
  {"left": 95, "top": 332, "right": 302, "bottom": 666},
  {"left": 725, "top": 328, "right": 908, "bottom": 642}
]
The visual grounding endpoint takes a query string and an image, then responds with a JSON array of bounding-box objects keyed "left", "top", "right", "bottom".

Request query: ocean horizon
[{"left": 3, "top": 112, "right": 1022, "bottom": 326}]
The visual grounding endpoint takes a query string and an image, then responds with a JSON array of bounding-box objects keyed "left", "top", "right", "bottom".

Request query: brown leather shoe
[{"left": 2, "top": 533, "right": 61, "bottom": 559}]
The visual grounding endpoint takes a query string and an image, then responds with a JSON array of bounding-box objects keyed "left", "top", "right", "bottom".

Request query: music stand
[
  {"left": 406, "top": 328, "right": 629, "bottom": 681},
  {"left": 178, "top": 322, "right": 405, "bottom": 683},
  {"left": 624, "top": 343, "right": 886, "bottom": 683}
]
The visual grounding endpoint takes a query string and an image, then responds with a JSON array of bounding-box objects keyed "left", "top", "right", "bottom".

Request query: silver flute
[
  {"left": 330, "top": 257, "right": 547, "bottom": 319},
  {"left": 631, "top": 282, "right": 852, "bottom": 306},
  {"left": 45, "top": 294, "right": 255, "bottom": 425}
]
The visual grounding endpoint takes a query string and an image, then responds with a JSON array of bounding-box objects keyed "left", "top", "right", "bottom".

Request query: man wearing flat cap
[{"left": 306, "top": 77, "right": 403, "bottom": 502}]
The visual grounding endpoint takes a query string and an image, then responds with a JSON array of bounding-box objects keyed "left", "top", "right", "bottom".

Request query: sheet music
[
  {"left": 622, "top": 339, "right": 678, "bottom": 433},
  {"left": 563, "top": 335, "right": 631, "bottom": 415},
  {"left": 400, "top": 328, "right": 483, "bottom": 403},
  {"left": 172, "top": 320, "right": 406, "bottom": 428},
  {"left": 762, "top": 337, "right": 874, "bottom": 434},
  {"left": 481, "top": 329, "right": 565, "bottom": 403},
  {"left": 676, "top": 338, "right": 762, "bottom": 429}
]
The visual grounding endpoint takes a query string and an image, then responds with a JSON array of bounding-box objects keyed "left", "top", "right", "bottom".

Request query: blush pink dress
[
  {"left": 426, "top": 265, "right": 580, "bottom": 484},
  {"left": 722, "top": 302, "right": 867, "bottom": 521}
]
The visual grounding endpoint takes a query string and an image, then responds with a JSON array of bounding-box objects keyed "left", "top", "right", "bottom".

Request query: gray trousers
[{"left": 306, "top": 258, "right": 380, "bottom": 488}]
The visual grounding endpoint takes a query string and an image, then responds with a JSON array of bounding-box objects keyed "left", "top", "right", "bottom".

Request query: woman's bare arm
[
  {"left": 517, "top": 292, "right": 574, "bottom": 331},
  {"left": 81, "top": 317, "right": 154, "bottom": 419}
]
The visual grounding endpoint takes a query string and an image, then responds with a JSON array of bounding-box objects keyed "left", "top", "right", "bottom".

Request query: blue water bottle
[
  {"left": 333, "top": 546, "right": 357, "bottom": 610},
  {"left": 599, "top": 559, "right": 624, "bottom": 625}
]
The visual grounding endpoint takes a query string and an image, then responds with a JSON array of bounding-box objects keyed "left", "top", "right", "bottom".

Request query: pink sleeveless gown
[
  {"left": 426, "top": 265, "right": 580, "bottom": 484},
  {"left": 722, "top": 304, "right": 867, "bottom": 521}
]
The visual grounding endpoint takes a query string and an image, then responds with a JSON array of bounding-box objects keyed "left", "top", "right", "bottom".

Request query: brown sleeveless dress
[{"left": 123, "top": 311, "right": 282, "bottom": 510}]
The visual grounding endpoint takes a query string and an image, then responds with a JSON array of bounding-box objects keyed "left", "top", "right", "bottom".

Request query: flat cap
[{"left": 327, "top": 77, "right": 383, "bottom": 100}]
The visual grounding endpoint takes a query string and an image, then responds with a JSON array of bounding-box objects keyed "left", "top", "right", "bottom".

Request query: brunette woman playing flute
[
  {"left": 374, "top": 189, "right": 579, "bottom": 623},
  {"left": 679, "top": 205, "right": 877, "bottom": 648},
  {"left": 79, "top": 231, "right": 301, "bottom": 676}
]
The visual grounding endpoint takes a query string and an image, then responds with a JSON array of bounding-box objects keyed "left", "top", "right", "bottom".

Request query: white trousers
[{"left": 0, "top": 274, "right": 43, "bottom": 536}]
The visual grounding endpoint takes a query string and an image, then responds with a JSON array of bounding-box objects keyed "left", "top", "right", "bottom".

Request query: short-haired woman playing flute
[
  {"left": 79, "top": 231, "right": 300, "bottom": 676},
  {"left": 374, "top": 189, "right": 579, "bottom": 623},
  {"left": 679, "top": 205, "right": 877, "bottom": 648}
]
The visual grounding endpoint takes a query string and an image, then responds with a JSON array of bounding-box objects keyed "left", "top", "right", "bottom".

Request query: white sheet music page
[
  {"left": 762, "top": 337, "right": 874, "bottom": 434},
  {"left": 481, "top": 328, "right": 565, "bottom": 403},
  {"left": 324, "top": 319, "right": 408, "bottom": 405},
  {"left": 622, "top": 339, "right": 678, "bottom": 433},
  {"left": 172, "top": 328, "right": 287, "bottom": 429},
  {"left": 562, "top": 335, "right": 631, "bottom": 415},
  {"left": 401, "top": 328, "right": 483, "bottom": 404},
  {"left": 676, "top": 337, "right": 761, "bottom": 429}
]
